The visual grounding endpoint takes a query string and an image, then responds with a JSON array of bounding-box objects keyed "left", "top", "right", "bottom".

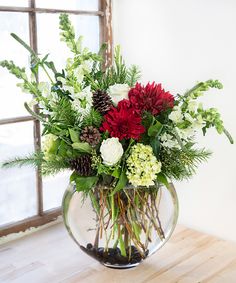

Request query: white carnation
[
  {"left": 108, "top": 83, "right": 130, "bottom": 105},
  {"left": 100, "top": 138, "right": 123, "bottom": 166}
]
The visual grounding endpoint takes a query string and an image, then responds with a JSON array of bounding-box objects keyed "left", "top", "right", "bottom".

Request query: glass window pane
[
  {"left": 0, "top": 122, "right": 36, "bottom": 226},
  {"left": 37, "top": 14, "right": 100, "bottom": 74},
  {"left": 36, "top": 0, "right": 99, "bottom": 11},
  {"left": 0, "top": 0, "right": 29, "bottom": 7},
  {"left": 43, "top": 171, "right": 70, "bottom": 211},
  {"left": 0, "top": 12, "right": 32, "bottom": 119}
]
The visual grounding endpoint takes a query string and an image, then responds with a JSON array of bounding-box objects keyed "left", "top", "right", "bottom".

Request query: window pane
[
  {"left": 37, "top": 14, "right": 100, "bottom": 74},
  {"left": 36, "top": 0, "right": 99, "bottom": 11},
  {"left": 0, "top": 12, "right": 32, "bottom": 119},
  {"left": 0, "top": 0, "right": 29, "bottom": 7},
  {"left": 0, "top": 122, "right": 36, "bottom": 225},
  {"left": 43, "top": 171, "right": 70, "bottom": 211}
]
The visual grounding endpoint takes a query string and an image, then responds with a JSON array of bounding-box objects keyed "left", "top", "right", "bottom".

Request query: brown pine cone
[
  {"left": 93, "top": 90, "right": 112, "bottom": 115},
  {"left": 69, "top": 155, "right": 93, "bottom": 176},
  {"left": 80, "top": 126, "right": 101, "bottom": 146}
]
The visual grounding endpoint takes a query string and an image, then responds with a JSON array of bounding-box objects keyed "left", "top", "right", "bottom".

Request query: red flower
[
  {"left": 128, "top": 82, "right": 174, "bottom": 115},
  {"left": 100, "top": 99, "right": 145, "bottom": 140}
]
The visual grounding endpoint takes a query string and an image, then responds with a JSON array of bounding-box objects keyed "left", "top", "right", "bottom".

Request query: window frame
[{"left": 0, "top": 0, "right": 113, "bottom": 237}]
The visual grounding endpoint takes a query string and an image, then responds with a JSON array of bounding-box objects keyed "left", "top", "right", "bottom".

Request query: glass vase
[{"left": 62, "top": 182, "right": 179, "bottom": 269}]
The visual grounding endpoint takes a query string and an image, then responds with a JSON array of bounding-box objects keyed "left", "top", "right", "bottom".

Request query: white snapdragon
[
  {"left": 187, "top": 100, "right": 197, "bottom": 112},
  {"left": 74, "top": 60, "right": 92, "bottom": 83},
  {"left": 108, "top": 83, "right": 130, "bottom": 105},
  {"left": 38, "top": 82, "right": 51, "bottom": 97},
  {"left": 160, "top": 133, "right": 181, "bottom": 149},
  {"left": 72, "top": 86, "right": 93, "bottom": 118},
  {"left": 100, "top": 138, "right": 124, "bottom": 166},
  {"left": 169, "top": 106, "right": 183, "bottom": 123},
  {"left": 192, "top": 115, "right": 205, "bottom": 130},
  {"left": 184, "top": 113, "right": 195, "bottom": 123}
]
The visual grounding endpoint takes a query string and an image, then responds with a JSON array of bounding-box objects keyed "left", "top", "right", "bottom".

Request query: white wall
[{"left": 113, "top": 0, "right": 236, "bottom": 242}]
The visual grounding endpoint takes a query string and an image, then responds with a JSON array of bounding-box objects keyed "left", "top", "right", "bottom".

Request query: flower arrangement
[{"left": 0, "top": 14, "right": 233, "bottom": 267}]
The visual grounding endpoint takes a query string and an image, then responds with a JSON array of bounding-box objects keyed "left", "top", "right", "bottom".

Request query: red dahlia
[
  {"left": 100, "top": 99, "right": 145, "bottom": 140},
  {"left": 128, "top": 82, "right": 174, "bottom": 115}
]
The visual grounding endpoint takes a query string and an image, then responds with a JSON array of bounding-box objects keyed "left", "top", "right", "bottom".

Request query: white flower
[
  {"left": 100, "top": 138, "right": 123, "bottom": 166},
  {"left": 176, "top": 127, "right": 194, "bottom": 140},
  {"left": 38, "top": 82, "right": 51, "bottom": 96},
  {"left": 72, "top": 86, "right": 93, "bottom": 119},
  {"left": 187, "top": 100, "right": 197, "bottom": 112},
  {"left": 184, "top": 113, "right": 195, "bottom": 123},
  {"left": 160, "top": 132, "right": 180, "bottom": 149},
  {"left": 108, "top": 83, "right": 130, "bottom": 105},
  {"left": 192, "top": 115, "right": 205, "bottom": 130},
  {"left": 169, "top": 106, "right": 183, "bottom": 123}
]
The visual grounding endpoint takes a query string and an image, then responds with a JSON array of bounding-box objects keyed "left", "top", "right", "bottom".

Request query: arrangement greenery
[{"left": 0, "top": 14, "right": 233, "bottom": 267}]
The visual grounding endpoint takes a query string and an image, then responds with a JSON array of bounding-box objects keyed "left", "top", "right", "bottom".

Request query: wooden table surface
[{"left": 0, "top": 223, "right": 236, "bottom": 283}]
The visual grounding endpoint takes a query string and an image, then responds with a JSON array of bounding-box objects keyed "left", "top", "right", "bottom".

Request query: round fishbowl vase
[{"left": 62, "top": 183, "right": 179, "bottom": 269}]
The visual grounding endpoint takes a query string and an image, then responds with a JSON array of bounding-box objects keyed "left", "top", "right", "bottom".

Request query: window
[{"left": 0, "top": 0, "right": 112, "bottom": 236}]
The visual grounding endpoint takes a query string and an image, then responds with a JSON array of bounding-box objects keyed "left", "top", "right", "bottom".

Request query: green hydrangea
[
  {"left": 42, "top": 134, "right": 59, "bottom": 161},
  {"left": 126, "top": 143, "right": 161, "bottom": 187}
]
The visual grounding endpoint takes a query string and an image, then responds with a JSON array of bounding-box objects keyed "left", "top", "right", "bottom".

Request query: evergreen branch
[
  {"left": 1, "top": 152, "right": 44, "bottom": 169},
  {"left": 1, "top": 151, "right": 71, "bottom": 176},
  {"left": 160, "top": 147, "right": 212, "bottom": 180},
  {"left": 82, "top": 109, "right": 103, "bottom": 128},
  {"left": 127, "top": 65, "right": 141, "bottom": 87},
  {"left": 41, "top": 158, "right": 70, "bottom": 176}
]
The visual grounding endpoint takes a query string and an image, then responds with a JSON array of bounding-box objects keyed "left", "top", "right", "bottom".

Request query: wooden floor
[{"left": 0, "top": 223, "right": 236, "bottom": 283}]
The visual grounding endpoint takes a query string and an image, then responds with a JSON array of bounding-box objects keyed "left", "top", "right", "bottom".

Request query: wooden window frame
[{"left": 0, "top": 0, "right": 113, "bottom": 237}]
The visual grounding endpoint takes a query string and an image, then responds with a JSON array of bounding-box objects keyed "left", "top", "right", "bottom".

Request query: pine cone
[
  {"left": 70, "top": 155, "right": 93, "bottom": 176},
  {"left": 93, "top": 90, "right": 112, "bottom": 115},
  {"left": 80, "top": 126, "right": 101, "bottom": 146}
]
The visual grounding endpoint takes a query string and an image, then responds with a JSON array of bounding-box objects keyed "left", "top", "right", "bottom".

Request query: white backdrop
[{"left": 113, "top": 0, "right": 236, "bottom": 242}]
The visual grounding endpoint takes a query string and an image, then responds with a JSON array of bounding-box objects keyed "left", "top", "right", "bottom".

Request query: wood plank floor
[{"left": 0, "top": 223, "right": 236, "bottom": 283}]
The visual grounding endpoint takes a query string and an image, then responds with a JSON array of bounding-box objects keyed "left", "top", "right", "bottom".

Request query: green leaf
[
  {"left": 74, "top": 176, "right": 99, "bottom": 192},
  {"left": 148, "top": 120, "right": 163, "bottom": 137},
  {"left": 112, "top": 170, "right": 128, "bottom": 195},
  {"left": 11, "top": 33, "right": 39, "bottom": 62},
  {"left": 150, "top": 137, "right": 160, "bottom": 157},
  {"left": 156, "top": 173, "right": 169, "bottom": 188},
  {"left": 69, "top": 129, "right": 79, "bottom": 143},
  {"left": 72, "top": 142, "right": 92, "bottom": 153},
  {"left": 112, "top": 167, "right": 121, "bottom": 178}
]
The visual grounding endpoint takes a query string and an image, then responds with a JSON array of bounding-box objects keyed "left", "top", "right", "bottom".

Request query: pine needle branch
[
  {"left": 127, "top": 65, "right": 141, "bottom": 87},
  {"left": 1, "top": 152, "right": 44, "bottom": 169}
]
